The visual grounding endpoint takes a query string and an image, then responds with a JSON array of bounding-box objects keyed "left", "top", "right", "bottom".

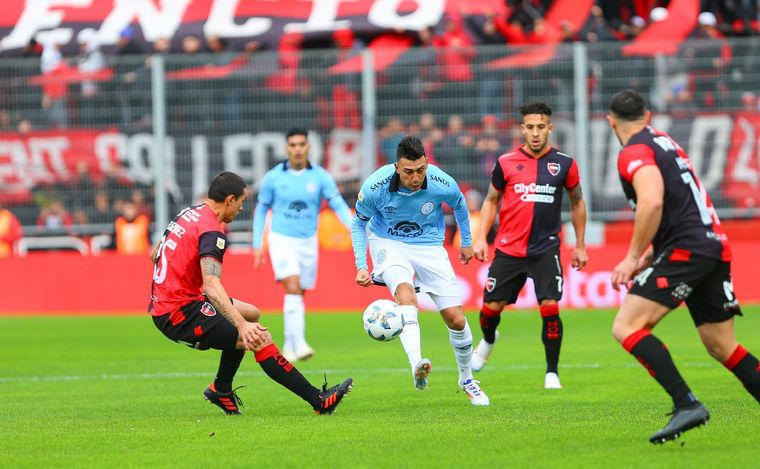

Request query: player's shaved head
[
  {"left": 610, "top": 89, "right": 647, "bottom": 121},
  {"left": 396, "top": 135, "right": 425, "bottom": 161},
  {"left": 208, "top": 171, "right": 246, "bottom": 201}
]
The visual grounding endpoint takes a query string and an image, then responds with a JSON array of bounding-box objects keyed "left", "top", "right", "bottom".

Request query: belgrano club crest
[{"left": 547, "top": 162, "right": 561, "bottom": 176}]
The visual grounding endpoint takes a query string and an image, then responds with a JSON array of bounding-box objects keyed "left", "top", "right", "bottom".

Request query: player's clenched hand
[
  {"left": 610, "top": 255, "right": 639, "bottom": 291},
  {"left": 571, "top": 246, "right": 588, "bottom": 270},
  {"left": 473, "top": 239, "right": 489, "bottom": 262},
  {"left": 253, "top": 248, "right": 266, "bottom": 269},
  {"left": 355, "top": 268, "right": 372, "bottom": 287},
  {"left": 459, "top": 245, "right": 474, "bottom": 265}
]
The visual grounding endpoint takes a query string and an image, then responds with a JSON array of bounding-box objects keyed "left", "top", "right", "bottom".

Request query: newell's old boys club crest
[
  {"left": 200, "top": 302, "right": 217, "bottom": 317},
  {"left": 485, "top": 277, "right": 497, "bottom": 292},
  {"left": 547, "top": 162, "right": 560, "bottom": 176}
]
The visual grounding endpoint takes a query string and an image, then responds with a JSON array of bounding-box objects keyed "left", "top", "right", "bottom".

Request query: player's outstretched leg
[
  {"left": 649, "top": 403, "right": 710, "bottom": 444},
  {"left": 254, "top": 343, "right": 352, "bottom": 414},
  {"left": 447, "top": 315, "right": 489, "bottom": 406},
  {"left": 398, "top": 304, "right": 424, "bottom": 388},
  {"left": 472, "top": 304, "right": 501, "bottom": 372},
  {"left": 540, "top": 303, "right": 563, "bottom": 389}
]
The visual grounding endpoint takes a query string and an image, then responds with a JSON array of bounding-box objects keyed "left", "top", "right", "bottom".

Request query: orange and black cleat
[
  {"left": 203, "top": 384, "right": 245, "bottom": 415},
  {"left": 314, "top": 377, "right": 353, "bottom": 415}
]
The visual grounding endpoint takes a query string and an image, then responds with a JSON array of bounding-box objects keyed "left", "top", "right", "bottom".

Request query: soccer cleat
[
  {"left": 460, "top": 378, "right": 490, "bottom": 406},
  {"left": 314, "top": 377, "right": 353, "bottom": 415},
  {"left": 649, "top": 403, "right": 710, "bottom": 444},
  {"left": 544, "top": 372, "right": 562, "bottom": 389},
  {"left": 283, "top": 343, "right": 314, "bottom": 362},
  {"left": 471, "top": 331, "right": 499, "bottom": 372},
  {"left": 203, "top": 384, "right": 244, "bottom": 415},
  {"left": 414, "top": 358, "right": 432, "bottom": 390}
]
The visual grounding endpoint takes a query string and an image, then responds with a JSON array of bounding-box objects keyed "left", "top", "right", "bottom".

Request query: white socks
[
  {"left": 398, "top": 305, "right": 422, "bottom": 372},
  {"left": 283, "top": 294, "right": 305, "bottom": 349},
  {"left": 449, "top": 319, "right": 474, "bottom": 384}
]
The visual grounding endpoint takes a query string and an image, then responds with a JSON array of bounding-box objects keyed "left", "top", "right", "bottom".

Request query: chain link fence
[{"left": 2, "top": 37, "right": 759, "bottom": 245}]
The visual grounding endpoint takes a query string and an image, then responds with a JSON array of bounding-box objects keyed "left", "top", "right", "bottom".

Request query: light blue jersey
[
  {"left": 351, "top": 163, "right": 472, "bottom": 270},
  {"left": 253, "top": 161, "right": 352, "bottom": 248}
]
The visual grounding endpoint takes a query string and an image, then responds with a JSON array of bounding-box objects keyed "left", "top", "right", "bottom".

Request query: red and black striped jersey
[
  {"left": 617, "top": 126, "right": 731, "bottom": 261},
  {"left": 491, "top": 146, "right": 580, "bottom": 257},
  {"left": 149, "top": 203, "right": 227, "bottom": 319}
]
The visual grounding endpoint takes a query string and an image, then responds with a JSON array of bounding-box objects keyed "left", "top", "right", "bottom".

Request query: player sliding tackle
[
  {"left": 351, "top": 135, "right": 489, "bottom": 406},
  {"left": 148, "top": 171, "right": 352, "bottom": 416}
]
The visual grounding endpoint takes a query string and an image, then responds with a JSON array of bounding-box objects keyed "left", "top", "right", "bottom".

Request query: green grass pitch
[{"left": 2, "top": 307, "right": 759, "bottom": 468}]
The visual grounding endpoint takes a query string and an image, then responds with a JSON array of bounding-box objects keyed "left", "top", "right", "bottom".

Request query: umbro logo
[{"left": 516, "top": 164, "right": 525, "bottom": 171}]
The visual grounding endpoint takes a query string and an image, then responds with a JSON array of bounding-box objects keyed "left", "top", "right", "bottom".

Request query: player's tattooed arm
[
  {"left": 568, "top": 184, "right": 584, "bottom": 207},
  {"left": 201, "top": 257, "right": 240, "bottom": 327}
]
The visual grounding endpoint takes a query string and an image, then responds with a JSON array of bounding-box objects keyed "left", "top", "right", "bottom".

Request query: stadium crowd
[{"left": 2, "top": 1, "right": 760, "bottom": 254}]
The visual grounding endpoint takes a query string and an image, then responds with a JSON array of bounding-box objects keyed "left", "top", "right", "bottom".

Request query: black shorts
[
  {"left": 629, "top": 248, "right": 742, "bottom": 326},
  {"left": 152, "top": 297, "right": 238, "bottom": 351},
  {"left": 483, "top": 248, "right": 563, "bottom": 305}
]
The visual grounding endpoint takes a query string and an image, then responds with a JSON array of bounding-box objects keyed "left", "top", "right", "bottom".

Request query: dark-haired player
[
  {"left": 149, "top": 171, "right": 352, "bottom": 415},
  {"left": 607, "top": 89, "right": 759, "bottom": 443},
  {"left": 351, "top": 135, "right": 489, "bottom": 405},
  {"left": 472, "top": 102, "right": 588, "bottom": 389},
  {"left": 252, "top": 128, "right": 352, "bottom": 362}
]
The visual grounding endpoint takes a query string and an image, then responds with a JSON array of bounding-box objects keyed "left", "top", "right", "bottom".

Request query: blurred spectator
[
  {"left": 76, "top": 28, "right": 107, "bottom": 126},
  {"left": 0, "top": 204, "right": 23, "bottom": 257},
  {"left": 113, "top": 200, "right": 151, "bottom": 254},
  {"left": 435, "top": 114, "right": 474, "bottom": 168},
  {"left": 419, "top": 112, "right": 443, "bottom": 157},
  {"left": 115, "top": 26, "right": 143, "bottom": 55},
  {"left": 475, "top": 114, "right": 505, "bottom": 189},
  {"left": 380, "top": 117, "right": 406, "bottom": 163},
  {"left": 36, "top": 199, "right": 73, "bottom": 229},
  {"left": 90, "top": 190, "right": 116, "bottom": 225},
  {"left": 740, "top": 91, "right": 759, "bottom": 112},
  {"left": 39, "top": 37, "right": 69, "bottom": 128},
  {"left": 432, "top": 13, "right": 477, "bottom": 116}
]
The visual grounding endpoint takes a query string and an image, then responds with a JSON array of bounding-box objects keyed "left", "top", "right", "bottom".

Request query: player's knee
[
  {"left": 441, "top": 307, "right": 466, "bottom": 330},
  {"left": 394, "top": 283, "right": 417, "bottom": 306},
  {"left": 611, "top": 316, "right": 631, "bottom": 344},
  {"left": 702, "top": 338, "right": 735, "bottom": 362}
]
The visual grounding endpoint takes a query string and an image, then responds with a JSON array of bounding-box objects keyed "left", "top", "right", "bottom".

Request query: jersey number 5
[{"left": 152, "top": 237, "right": 178, "bottom": 284}]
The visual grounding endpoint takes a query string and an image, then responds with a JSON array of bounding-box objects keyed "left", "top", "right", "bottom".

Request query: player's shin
[
  {"left": 622, "top": 329, "right": 699, "bottom": 409},
  {"left": 479, "top": 305, "right": 501, "bottom": 344},
  {"left": 540, "top": 304, "right": 562, "bottom": 374},
  {"left": 723, "top": 344, "right": 760, "bottom": 403},
  {"left": 449, "top": 319, "right": 474, "bottom": 383},
  {"left": 398, "top": 305, "right": 422, "bottom": 371},
  {"left": 214, "top": 349, "right": 246, "bottom": 393},
  {"left": 254, "top": 343, "right": 321, "bottom": 406}
]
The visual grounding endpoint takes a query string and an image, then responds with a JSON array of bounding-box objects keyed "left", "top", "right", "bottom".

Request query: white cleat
[
  {"left": 283, "top": 344, "right": 315, "bottom": 362},
  {"left": 544, "top": 372, "right": 562, "bottom": 389},
  {"left": 414, "top": 358, "right": 432, "bottom": 390},
  {"left": 460, "top": 378, "right": 490, "bottom": 406},
  {"left": 471, "top": 331, "right": 499, "bottom": 372}
]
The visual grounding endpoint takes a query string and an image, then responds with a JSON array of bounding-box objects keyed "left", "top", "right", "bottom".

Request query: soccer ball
[{"left": 362, "top": 299, "right": 404, "bottom": 342}]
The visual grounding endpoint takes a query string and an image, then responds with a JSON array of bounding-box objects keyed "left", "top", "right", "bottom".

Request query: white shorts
[
  {"left": 368, "top": 234, "right": 461, "bottom": 307},
  {"left": 267, "top": 232, "right": 318, "bottom": 290}
]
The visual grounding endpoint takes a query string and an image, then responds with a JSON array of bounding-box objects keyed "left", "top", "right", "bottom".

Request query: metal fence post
[
  {"left": 151, "top": 54, "right": 169, "bottom": 241},
  {"left": 361, "top": 48, "right": 377, "bottom": 180},
  {"left": 573, "top": 42, "right": 591, "bottom": 219}
]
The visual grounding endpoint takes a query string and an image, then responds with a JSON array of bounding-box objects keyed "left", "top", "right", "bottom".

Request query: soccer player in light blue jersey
[
  {"left": 351, "top": 135, "right": 489, "bottom": 406},
  {"left": 253, "top": 128, "right": 352, "bottom": 362}
]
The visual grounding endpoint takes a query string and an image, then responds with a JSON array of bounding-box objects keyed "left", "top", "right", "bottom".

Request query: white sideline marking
[{"left": 0, "top": 361, "right": 715, "bottom": 384}]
